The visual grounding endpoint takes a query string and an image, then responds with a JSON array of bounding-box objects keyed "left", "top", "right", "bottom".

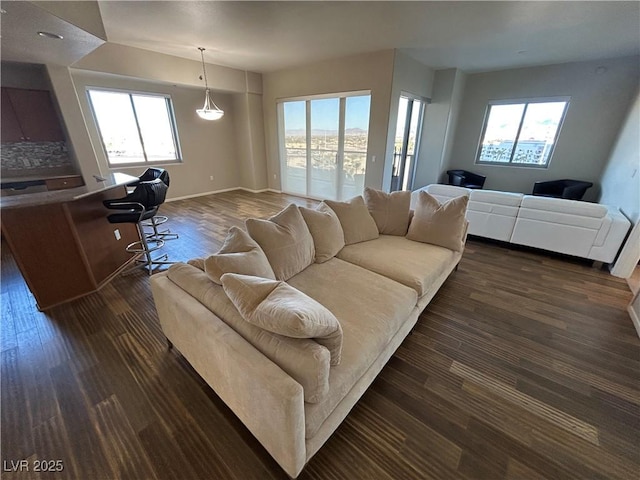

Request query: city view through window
[
  {"left": 477, "top": 100, "right": 569, "bottom": 167},
  {"left": 280, "top": 94, "right": 371, "bottom": 200},
  {"left": 88, "top": 89, "right": 180, "bottom": 165}
]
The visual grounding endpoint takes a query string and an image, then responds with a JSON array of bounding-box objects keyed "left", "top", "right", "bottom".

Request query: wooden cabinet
[
  {"left": 1, "top": 87, "right": 65, "bottom": 142},
  {"left": 45, "top": 175, "right": 84, "bottom": 191},
  {"left": 1, "top": 183, "right": 139, "bottom": 310},
  {"left": 1, "top": 89, "right": 24, "bottom": 142}
]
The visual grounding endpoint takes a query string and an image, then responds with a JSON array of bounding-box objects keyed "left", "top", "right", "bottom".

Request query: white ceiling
[
  {"left": 95, "top": 1, "right": 640, "bottom": 73},
  {"left": 2, "top": 1, "right": 639, "bottom": 73},
  {"left": 0, "top": 1, "right": 105, "bottom": 66}
]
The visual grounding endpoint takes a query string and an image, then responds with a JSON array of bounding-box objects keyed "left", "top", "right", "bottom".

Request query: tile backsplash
[{"left": 1, "top": 141, "right": 73, "bottom": 170}]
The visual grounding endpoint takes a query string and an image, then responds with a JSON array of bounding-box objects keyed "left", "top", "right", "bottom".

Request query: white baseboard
[
  {"left": 629, "top": 304, "right": 640, "bottom": 339},
  {"left": 165, "top": 187, "right": 283, "bottom": 202},
  {"left": 238, "top": 187, "right": 269, "bottom": 194},
  {"left": 165, "top": 187, "right": 240, "bottom": 202}
]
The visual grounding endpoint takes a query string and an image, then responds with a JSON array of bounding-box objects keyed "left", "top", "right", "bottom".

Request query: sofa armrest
[
  {"left": 150, "top": 272, "right": 306, "bottom": 478},
  {"left": 588, "top": 207, "right": 631, "bottom": 263}
]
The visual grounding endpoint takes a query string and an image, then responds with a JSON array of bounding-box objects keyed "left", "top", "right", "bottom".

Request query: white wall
[
  {"left": 44, "top": 44, "right": 266, "bottom": 199},
  {"left": 447, "top": 56, "right": 639, "bottom": 200},
  {"left": 600, "top": 88, "right": 640, "bottom": 223},
  {"left": 70, "top": 70, "right": 240, "bottom": 199},
  {"left": 232, "top": 92, "right": 269, "bottom": 191},
  {"left": 262, "top": 50, "right": 396, "bottom": 192},
  {"left": 600, "top": 88, "right": 640, "bottom": 278},
  {"left": 385, "top": 51, "right": 435, "bottom": 190},
  {"left": 74, "top": 43, "right": 257, "bottom": 94},
  {"left": 414, "top": 68, "right": 466, "bottom": 188}
]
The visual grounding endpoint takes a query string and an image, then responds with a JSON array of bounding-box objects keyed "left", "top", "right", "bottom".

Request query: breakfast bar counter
[{"left": 1, "top": 172, "right": 140, "bottom": 310}]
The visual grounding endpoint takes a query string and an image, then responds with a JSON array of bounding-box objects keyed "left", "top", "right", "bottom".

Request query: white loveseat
[
  {"left": 414, "top": 184, "right": 630, "bottom": 263},
  {"left": 150, "top": 192, "right": 466, "bottom": 477}
]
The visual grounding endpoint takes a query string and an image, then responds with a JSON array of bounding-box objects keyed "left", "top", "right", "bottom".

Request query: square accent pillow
[
  {"left": 221, "top": 273, "right": 343, "bottom": 365},
  {"left": 245, "top": 204, "right": 315, "bottom": 281},
  {"left": 324, "top": 196, "right": 379, "bottom": 245},
  {"left": 299, "top": 202, "right": 345, "bottom": 263},
  {"left": 364, "top": 187, "right": 411, "bottom": 235},
  {"left": 203, "top": 226, "right": 275, "bottom": 284},
  {"left": 406, "top": 191, "right": 469, "bottom": 252}
]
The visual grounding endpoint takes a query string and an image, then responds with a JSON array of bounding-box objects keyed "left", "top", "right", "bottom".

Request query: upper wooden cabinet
[{"left": 1, "top": 87, "right": 65, "bottom": 142}]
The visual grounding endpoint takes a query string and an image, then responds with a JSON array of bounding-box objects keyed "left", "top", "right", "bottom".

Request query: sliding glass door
[
  {"left": 279, "top": 92, "right": 371, "bottom": 201},
  {"left": 391, "top": 94, "right": 425, "bottom": 192}
]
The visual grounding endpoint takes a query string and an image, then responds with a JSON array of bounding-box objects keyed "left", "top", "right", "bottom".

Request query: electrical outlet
[
  {"left": 209, "top": 175, "right": 214, "bottom": 181},
  {"left": 273, "top": 174, "right": 277, "bottom": 180},
  {"left": 114, "top": 229, "right": 121, "bottom": 240},
  {"left": 372, "top": 155, "right": 376, "bottom": 163}
]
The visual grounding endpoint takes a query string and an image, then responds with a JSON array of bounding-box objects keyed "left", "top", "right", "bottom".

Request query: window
[
  {"left": 87, "top": 88, "right": 182, "bottom": 166},
  {"left": 278, "top": 92, "right": 371, "bottom": 201},
  {"left": 476, "top": 98, "right": 569, "bottom": 168}
]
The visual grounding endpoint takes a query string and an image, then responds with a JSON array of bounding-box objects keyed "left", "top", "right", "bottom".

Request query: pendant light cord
[
  {"left": 196, "top": 46, "right": 224, "bottom": 119},
  {"left": 198, "top": 47, "right": 209, "bottom": 90}
]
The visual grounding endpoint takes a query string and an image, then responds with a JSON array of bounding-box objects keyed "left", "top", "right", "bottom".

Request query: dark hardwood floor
[{"left": 2, "top": 190, "right": 638, "bottom": 479}]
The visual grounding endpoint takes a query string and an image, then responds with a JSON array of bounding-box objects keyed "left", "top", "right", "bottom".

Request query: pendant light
[{"left": 196, "top": 47, "right": 224, "bottom": 120}]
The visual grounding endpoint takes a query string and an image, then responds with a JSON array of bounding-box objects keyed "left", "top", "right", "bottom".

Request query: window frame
[
  {"left": 276, "top": 90, "right": 372, "bottom": 201},
  {"left": 474, "top": 96, "right": 570, "bottom": 169},
  {"left": 86, "top": 87, "right": 183, "bottom": 168}
]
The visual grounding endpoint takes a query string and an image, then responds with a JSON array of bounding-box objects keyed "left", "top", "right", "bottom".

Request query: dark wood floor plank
[
  {"left": 1, "top": 190, "right": 638, "bottom": 480},
  {"left": 92, "top": 395, "right": 158, "bottom": 480},
  {"left": 15, "top": 326, "right": 58, "bottom": 430},
  {"left": 48, "top": 362, "right": 115, "bottom": 479},
  {"left": 138, "top": 421, "right": 200, "bottom": 480},
  {"left": 1, "top": 292, "right": 18, "bottom": 352},
  {"left": 31, "top": 414, "right": 81, "bottom": 479},
  {"left": 1, "top": 347, "right": 34, "bottom": 461}
]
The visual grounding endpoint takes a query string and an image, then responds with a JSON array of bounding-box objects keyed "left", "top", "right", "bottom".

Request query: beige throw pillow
[
  {"left": 324, "top": 196, "right": 379, "bottom": 245},
  {"left": 406, "top": 191, "right": 469, "bottom": 252},
  {"left": 187, "top": 257, "right": 205, "bottom": 270},
  {"left": 245, "top": 204, "right": 315, "bottom": 281},
  {"left": 364, "top": 187, "right": 411, "bottom": 235},
  {"left": 221, "top": 273, "right": 343, "bottom": 365},
  {"left": 299, "top": 202, "right": 345, "bottom": 263},
  {"left": 203, "top": 227, "right": 275, "bottom": 284}
]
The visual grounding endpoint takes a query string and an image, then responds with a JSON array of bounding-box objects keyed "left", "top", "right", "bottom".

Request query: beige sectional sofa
[{"left": 150, "top": 189, "right": 467, "bottom": 477}]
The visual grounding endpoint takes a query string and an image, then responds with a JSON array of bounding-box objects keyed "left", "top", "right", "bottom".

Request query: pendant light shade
[{"left": 196, "top": 47, "right": 224, "bottom": 121}]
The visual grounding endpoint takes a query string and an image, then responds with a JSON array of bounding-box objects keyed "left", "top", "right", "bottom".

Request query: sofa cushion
[
  {"left": 337, "top": 235, "right": 460, "bottom": 297},
  {"left": 412, "top": 184, "right": 470, "bottom": 208},
  {"left": 407, "top": 191, "right": 468, "bottom": 252},
  {"left": 166, "top": 263, "right": 330, "bottom": 403},
  {"left": 246, "top": 204, "right": 315, "bottom": 281},
  {"left": 286, "top": 257, "right": 418, "bottom": 438},
  {"left": 324, "top": 196, "right": 379, "bottom": 245},
  {"left": 520, "top": 195, "right": 607, "bottom": 218},
  {"left": 203, "top": 227, "right": 275, "bottom": 284},
  {"left": 299, "top": 203, "right": 345, "bottom": 263},
  {"left": 469, "top": 189, "right": 524, "bottom": 207},
  {"left": 364, "top": 187, "right": 411, "bottom": 236},
  {"left": 221, "top": 273, "right": 343, "bottom": 365}
]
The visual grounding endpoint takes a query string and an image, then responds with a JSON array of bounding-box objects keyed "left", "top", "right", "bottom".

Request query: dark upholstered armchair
[
  {"left": 446, "top": 170, "right": 486, "bottom": 189},
  {"left": 532, "top": 179, "right": 593, "bottom": 200}
]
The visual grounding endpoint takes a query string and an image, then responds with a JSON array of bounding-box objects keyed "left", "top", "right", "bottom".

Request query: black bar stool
[
  {"left": 103, "top": 179, "right": 173, "bottom": 275},
  {"left": 134, "top": 168, "right": 179, "bottom": 241}
]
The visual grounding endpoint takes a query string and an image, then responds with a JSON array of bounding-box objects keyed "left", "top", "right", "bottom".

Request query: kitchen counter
[
  {"left": 1, "top": 166, "right": 79, "bottom": 183},
  {"left": 1, "top": 172, "right": 140, "bottom": 310},
  {"left": 0, "top": 172, "right": 137, "bottom": 208}
]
